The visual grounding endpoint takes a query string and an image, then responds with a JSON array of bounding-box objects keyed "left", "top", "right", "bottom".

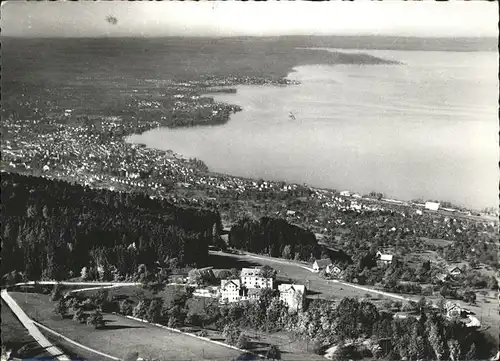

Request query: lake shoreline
[{"left": 127, "top": 49, "right": 497, "bottom": 212}]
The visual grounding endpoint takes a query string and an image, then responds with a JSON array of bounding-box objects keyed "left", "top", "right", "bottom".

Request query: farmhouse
[
  {"left": 376, "top": 251, "right": 393, "bottom": 265},
  {"left": 278, "top": 283, "right": 306, "bottom": 311},
  {"left": 312, "top": 258, "right": 332, "bottom": 273}
]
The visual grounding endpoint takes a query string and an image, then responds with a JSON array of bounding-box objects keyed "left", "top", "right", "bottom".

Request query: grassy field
[
  {"left": 1, "top": 299, "right": 53, "bottom": 358},
  {"left": 10, "top": 292, "right": 244, "bottom": 361}
]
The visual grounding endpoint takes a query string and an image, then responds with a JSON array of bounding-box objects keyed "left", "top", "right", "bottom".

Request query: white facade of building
[
  {"left": 425, "top": 202, "right": 440, "bottom": 211},
  {"left": 278, "top": 284, "right": 305, "bottom": 311},
  {"left": 220, "top": 279, "right": 241, "bottom": 303},
  {"left": 376, "top": 251, "right": 393, "bottom": 264},
  {"left": 241, "top": 268, "right": 273, "bottom": 289}
]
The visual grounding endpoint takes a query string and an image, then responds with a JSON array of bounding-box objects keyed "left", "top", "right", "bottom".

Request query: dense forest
[
  {"left": 228, "top": 216, "right": 321, "bottom": 261},
  {"left": 1, "top": 172, "right": 221, "bottom": 282}
]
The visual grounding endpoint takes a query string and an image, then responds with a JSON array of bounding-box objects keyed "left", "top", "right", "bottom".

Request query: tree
[
  {"left": 259, "top": 265, "right": 277, "bottom": 279},
  {"left": 186, "top": 312, "right": 202, "bottom": 326},
  {"left": 266, "top": 345, "right": 281, "bottom": 360},
  {"left": 216, "top": 269, "right": 233, "bottom": 280},
  {"left": 237, "top": 334, "right": 250, "bottom": 349},
  {"left": 282, "top": 245, "right": 292, "bottom": 260},
  {"left": 73, "top": 306, "right": 86, "bottom": 323},
  {"left": 229, "top": 268, "right": 241, "bottom": 279},
  {"left": 427, "top": 321, "right": 445, "bottom": 360},
  {"left": 54, "top": 298, "right": 68, "bottom": 319},
  {"left": 462, "top": 290, "right": 476, "bottom": 304},
  {"left": 133, "top": 299, "right": 150, "bottom": 320},
  {"left": 223, "top": 324, "right": 241, "bottom": 346},
  {"left": 188, "top": 269, "right": 205, "bottom": 286},
  {"left": 487, "top": 276, "right": 498, "bottom": 290},
  {"left": 447, "top": 339, "right": 461, "bottom": 361},
  {"left": 119, "top": 299, "right": 133, "bottom": 316},
  {"left": 50, "top": 282, "right": 63, "bottom": 301},
  {"left": 147, "top": 298, "right": 163, "bottom": 323},
  {"left": 465, "top": 343, "right": 476, "bottom": 361},
  {"left": 92, "top": 288, "right": 110, "bottom": 311},
  {"left": 87, "top": 309, "right": 105, "bottom": 329}
]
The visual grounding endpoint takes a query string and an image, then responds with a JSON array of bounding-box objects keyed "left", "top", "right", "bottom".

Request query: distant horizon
[
  {"left": 2, "top": 34, "right": 498, "bottom": 40},
  {"left": 1, "top": 1, "right": 497, "bottom": 38}
]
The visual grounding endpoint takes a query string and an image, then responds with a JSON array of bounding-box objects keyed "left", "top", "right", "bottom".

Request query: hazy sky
[{"left": 1, "top": 1, "right": 498, "bottom": 38}]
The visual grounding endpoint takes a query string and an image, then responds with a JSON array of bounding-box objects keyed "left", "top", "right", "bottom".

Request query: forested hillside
[
  {"left": 1, "top": 172, "right": 221, "bottom": 282},
  {"left": 229, "top": 216, "right": 321, "bottom": 261}
]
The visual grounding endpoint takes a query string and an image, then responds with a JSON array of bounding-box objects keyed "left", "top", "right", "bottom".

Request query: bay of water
[{"left": 128, "top": 49, "right": 498, "bottom": 209}]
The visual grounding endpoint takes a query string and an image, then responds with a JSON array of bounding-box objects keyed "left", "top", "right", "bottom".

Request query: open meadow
[{"left": 10, "top": 292, "right": 245, "bottom": 361}]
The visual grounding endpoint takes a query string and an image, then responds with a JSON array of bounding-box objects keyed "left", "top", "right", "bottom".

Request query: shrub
[
  {"left": 132, "top": 299, "right": 150, "bottom": 320},
  {"left": 53, "top": 298, "right": 68, "bottom": 318},
  {"left": 237, "top": 334, "right": 250, "bottom": 349},
  {"left": 223, "top": 324, "right": 241, "bottom": 346},
  {"left": 312, "top": 340, "right": 324, "bottom": 355},
  {"left": 87, "top": 309, "right": 105, "bottom": 329},
  {"left": 72, "top": 306, "right": 86, "bottom": 323},
  {"left": 266, "top": 345, "right": 281, "bottom": 360},
  {"left": 50, "top": 283, "right": 63, "bottom": 301},
  {"left": 199, "top": 330, "right": 208, "bottom": 337},
  {"left": 119, "top": 299, "right": 133, "bottom": 316}
]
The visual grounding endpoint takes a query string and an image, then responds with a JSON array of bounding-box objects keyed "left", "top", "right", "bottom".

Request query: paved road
[
  {"left": 1, "top": 289, "right": 71, "bottom": 361},
  {"left": 14, "top": 281, "right": 141, "bottom": 287},
  {"left": 210, "top": 250, "right": 412, "bottom": 302},
  {"left": 212, "top": 250, "right": 484, "bottom": 328}
]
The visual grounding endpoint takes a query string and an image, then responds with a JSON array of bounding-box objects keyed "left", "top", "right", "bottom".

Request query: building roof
[
  {"left": 241, "top": 268, "right": 263, "bottom": 277},
  {"left": 314, "top": 259, "right": 331, "bottom": 268},
  {"left": 278, "top": 284, "right": 305, "bottom": 294},
  {"left": 425, "top": 201, "right": 441, "bottom": 210},
  {"left": 448, "top": 266, "right": 462, "bottom": 273},
  {"left": 221, "top": 279, "right": 240, "bottom": 290},
  {"left": 376, "top": 251, "right": 393, "bottom": 261}
]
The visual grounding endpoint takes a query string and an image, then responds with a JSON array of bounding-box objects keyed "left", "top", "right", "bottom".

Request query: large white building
[
  {"left": 425, "top": 202, "right": 440, "bottom": 211},
  {"left": 220, "top": 279, "right": 241, "bottom": 303},
  {"left": 278, "top": 284, "right": 306, "bottom": 312},
  {"left": 241, "top": 268, "right": 273, "bottom": 289}
]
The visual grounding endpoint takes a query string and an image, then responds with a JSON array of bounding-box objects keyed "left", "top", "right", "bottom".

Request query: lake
[{"left": 127, "top": 49, "right": 498, "bottom": 209}]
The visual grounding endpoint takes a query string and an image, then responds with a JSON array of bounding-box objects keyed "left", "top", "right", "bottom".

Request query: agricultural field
[{"left": 9, "top": 292, "right": 244, "bottom": 361}]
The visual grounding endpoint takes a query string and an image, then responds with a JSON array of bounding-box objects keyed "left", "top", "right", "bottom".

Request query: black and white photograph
[{"left": 1, "top": 1, "right": 498, "bottom": 360}]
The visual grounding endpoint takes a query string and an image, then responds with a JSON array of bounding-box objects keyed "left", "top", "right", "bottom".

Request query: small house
[
  {"left": 313, "top": 258, "right": 332, "bottom": 273},
  {"left": 376, "top": 251, "right": 393, "bottom": 265},
  {"left": 448, "top": 266, "right": 463, "bottom": 276}
]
